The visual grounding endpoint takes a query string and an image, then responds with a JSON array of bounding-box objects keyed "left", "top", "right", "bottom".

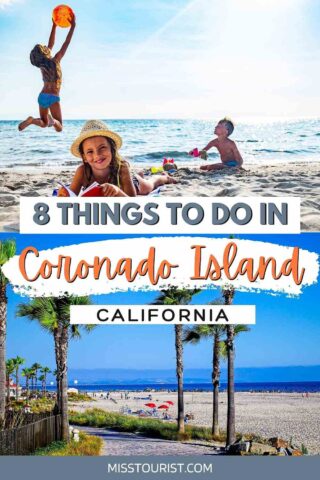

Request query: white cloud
[{"left": 0, "top": 0, "right": 20, "bottom": 9}]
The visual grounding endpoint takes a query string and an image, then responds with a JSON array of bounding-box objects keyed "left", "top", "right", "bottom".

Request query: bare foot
[
  {"left": 54, "top": 122, "right": 63, "bottom": 132},
  {"left": 165, "top": 176, "right": 178, "bottom": 185},
  {"left": 47, "top": 114, "right": 55, "bottom": 127},
  {"left": 18, "top": 116, "right": 33, "bottom": 131},
  {"left": 200, "top": 164, "right": 224, "bottom": 172},
  {"left": 48, "top": 114, "right": 63, "bottom": 132},
  {"left": 159, "top": 172, "right": 178, "bottom": 185}
]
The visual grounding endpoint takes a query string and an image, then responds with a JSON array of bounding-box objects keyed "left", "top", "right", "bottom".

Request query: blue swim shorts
[
  {"left": 225, "top": 160, "right": 238, "bottom": 168},
  {"left": 38, "top": 92, "right": 60, "bottom": 109}
]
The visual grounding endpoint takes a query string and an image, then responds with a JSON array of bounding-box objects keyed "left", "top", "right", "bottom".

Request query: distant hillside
[{"left": 64, "top": 366, "right": 320, "bottom": 384}]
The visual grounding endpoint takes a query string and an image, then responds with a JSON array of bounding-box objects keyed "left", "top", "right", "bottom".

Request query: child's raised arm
[
  {"left": 48, "top": 21, "right": 57, "bottom": 50},
  {"left": 189, "top": 139, "right": 217, "bottom": 157},
  {"left": 202, "top": 139, "right": 218, "bottom": 152},
  {"left": 54, "top": 15, "right": 76, "bottom": 63}
]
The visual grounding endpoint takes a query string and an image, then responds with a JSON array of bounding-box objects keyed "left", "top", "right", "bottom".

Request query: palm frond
[
  {"left": 152, "top": 287, "right": 201, "bottom": 306},
  {"left": 17, "top": 294, "right": 95, "bottom": 340},
  {"left": 17, "top": 297, "right": 58, "bottom": 332},
  {"left": 219, "top": 340, "right": 228, "bottom": 360},
  {"left": 0, "top": 239, "right": 16, "bottom": 265},
  {"left": 234, "top": 324, "right": 250, "bottom": 335},
  {"left": 183, "top": 327, "right": 201, "bottom": 344},
  {"left": 0, "top": 239, "right": 16, "bottom": 286}
]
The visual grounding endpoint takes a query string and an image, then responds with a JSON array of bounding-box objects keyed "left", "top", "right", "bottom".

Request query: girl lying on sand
[
  {"left": 58, "top": 120, "right": 177, "bottom": 197},
  {"left": 18, "top": 17, "right": 76, "bottom": 133}
]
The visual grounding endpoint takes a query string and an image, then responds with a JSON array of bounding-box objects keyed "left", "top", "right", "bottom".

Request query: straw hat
[{"left": 70, "top": 120, "right": 123, "bottom": 157}]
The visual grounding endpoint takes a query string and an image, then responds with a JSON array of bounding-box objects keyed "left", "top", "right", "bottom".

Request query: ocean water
[
  {"left": 0, "top": 118, "right": 319, "bottom": 170},
  {"left": 43, "top": 382, "right": 320, "bottom": 393}
]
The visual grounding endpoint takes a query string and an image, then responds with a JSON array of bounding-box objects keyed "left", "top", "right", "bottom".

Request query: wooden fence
[
  {"left": 4, "top": 411, "right": 54, "bottom": 430},
  {"left": 0, "top": 414, "right": 62, "bottom": 455}
]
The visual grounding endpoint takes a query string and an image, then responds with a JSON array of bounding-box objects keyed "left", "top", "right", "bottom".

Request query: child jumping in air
[
  {"left": 18, "top": 17, "right": 76, "bottom": 132},
  {"left": 191, "top": 118, "right": 244, "bottom": 171},
  {"left": 58, "top": 120, "right": 177, "bottom": 197}
]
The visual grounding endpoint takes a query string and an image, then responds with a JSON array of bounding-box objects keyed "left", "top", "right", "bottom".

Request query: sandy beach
[
  {"left": 70, "top": 390, "right": 320, "bottom": 454},
  {"left": 0, "top": 161, "right": 319, "bottom": 232}
]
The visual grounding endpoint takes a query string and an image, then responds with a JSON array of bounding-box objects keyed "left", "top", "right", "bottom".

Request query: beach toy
[
  {"left": 199, "top": 150, "right": 208, "bottom": 160},
  {"left": 163, "top": 157, "right": 175, "bottom": 166},
  {"left": 150, "top": 166, "right": 164, "bottom": 174},
  {"left": 162, "top": 157, "right": 178, "bottom": 172},
  {"left": 52, "top": 5, "right": 74, "bottom": 28},
  {"left": 190, "top": 148, "right": 208, "bottom": 160},
  {"left": 190, "top": 148, "right": 200, "bottom": 157}
]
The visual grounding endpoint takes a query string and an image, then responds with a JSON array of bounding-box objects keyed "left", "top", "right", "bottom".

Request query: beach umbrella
[
  {"left": 158, "top": 404, "right": 169, "bottom": 409},
  {"left": 145, "top": 403, "right": 157, "bottom": 408},
  {"left": 165, "top": 401, "right": 174, "bottom": 405}
]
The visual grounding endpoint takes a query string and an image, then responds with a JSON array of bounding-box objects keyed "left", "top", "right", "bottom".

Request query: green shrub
[
  {"left": 68, "top": 393, "right": 94, "bottom": 403},
  {"left": 69, "top": 409, "right": 221, "bottom": 442},
  {"left": 34, "top": 441, "right": 67, "bottom": 455},
  {"left": 35, "top": 432, "right": 102, "bottom": 456}
]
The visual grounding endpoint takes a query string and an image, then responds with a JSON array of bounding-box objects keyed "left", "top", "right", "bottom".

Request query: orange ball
[{"left": 52, "top": 5, "right": 74, "bottom": 28}]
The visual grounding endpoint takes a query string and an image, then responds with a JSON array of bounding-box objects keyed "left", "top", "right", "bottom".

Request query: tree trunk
[
  {"left": 6, "top": 373, "right": 10, "bottom": 404},
  {"left": 26, "top": 377, "right": 29, "bottom": 399},
  {"left": 0, "top": 285, "right": 7, "bottom": 430},
  {"left": 15, "top": 368, "right": 18, "bottom": 401},
  {"left": 175, "top": 325, "right": 184, "bottom": 433},
  {"left": 212, "top": 334, "right": 220, "bottom": 436},
  {"left": 34, "top": 369, "right": 38, "bottom": 392},
  {"left": 58, "top": 326, "right": 69, "bottom": 441},
  {"left": 226, "top": 324, "right": 236, "bottom": 446},
  {"left": 54, "top": 329, "right": 61, "bottom": 412}
]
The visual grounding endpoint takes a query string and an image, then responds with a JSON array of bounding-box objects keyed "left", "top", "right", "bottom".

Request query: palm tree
[
  {"left": 184, "top": 320, "right": 250, "bottom": 436},
  {"left": 17, "top": 295, "right": 93, "bottom": 441},
  {"left": 5, "top": 359, "right": 15, "bottom": 403},
  {"left": 0, "top": 239, "right": 16, "bottom": 429},
  {"left": 223, "top": 285, "right": 236, "bottom": 446},
  {"left": 153, "top": 287, "right": 200, "bottom": 433},
  {"left": 21, "top": 367, "right": 33, "bottom": 399},
  {"left": 29, "top": 367, "right": 37, "bottom": 394},
  {"left": 38, "top": 374, "right": 46, "bottom": 396},
  {"left": 40, "top": 367, "right": 51, "bottom": 396},
  {"left": 30, "top": 363, "right": 42, "bottom": 392},
  {"left": 184, "top": 323, "right": 226, "bottom": 436},
  {"left": 12, "top": 356, "right": 25, "bottom": 400}
]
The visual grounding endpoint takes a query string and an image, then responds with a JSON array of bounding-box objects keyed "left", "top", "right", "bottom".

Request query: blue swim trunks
[
  {"left": 38, "top": 92, "right": 60, "bottom": 109},
  {"left": 225, "top": 160, "right": 238, "bottom": 167}
]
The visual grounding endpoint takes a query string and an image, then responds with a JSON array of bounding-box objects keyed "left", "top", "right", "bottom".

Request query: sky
[
  {"left": 1, "top": 233, "right": 320, "bottom": 374},
  {"left": 0, "top": 0, "right": 319, "bottom": 119}
]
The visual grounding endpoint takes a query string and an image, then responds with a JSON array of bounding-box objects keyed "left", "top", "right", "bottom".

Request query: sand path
[{"left": 77, "top": 425, "right": 222, "bottom": 456}]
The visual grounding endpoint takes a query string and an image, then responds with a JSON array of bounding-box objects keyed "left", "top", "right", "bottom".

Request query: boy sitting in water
[{"left": 192, "top": 118, "right": 243, "bottom": 171}]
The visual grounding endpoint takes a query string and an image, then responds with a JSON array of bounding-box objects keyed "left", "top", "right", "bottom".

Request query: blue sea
[
  {"left": 0, "top": 118, "right": 319, "bottom": 169},
  {"left": 43, "top": 382, "right": 320, "bottom": 393}
]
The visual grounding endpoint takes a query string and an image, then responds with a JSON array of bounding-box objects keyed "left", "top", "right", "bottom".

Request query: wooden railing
[
  {"left": 4, "top": 410, "right": 54, "bottom": 430},
  {"left": 0, "top": 414, "right": 62, "bottom": 455}
]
